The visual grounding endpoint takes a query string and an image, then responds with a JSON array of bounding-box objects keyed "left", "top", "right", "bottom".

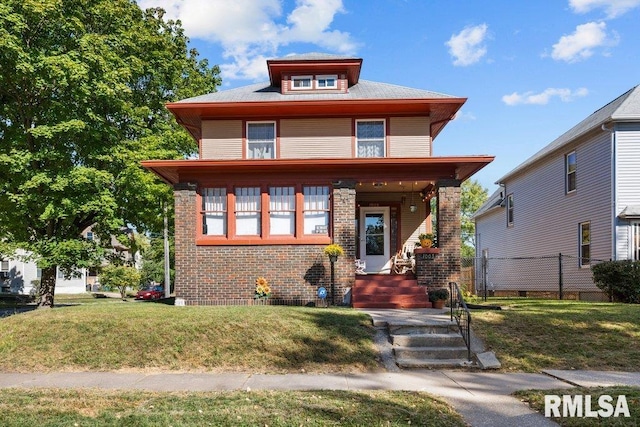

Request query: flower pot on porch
[{"left": 431, "top": 299, "right": 445, "bottom": 309}]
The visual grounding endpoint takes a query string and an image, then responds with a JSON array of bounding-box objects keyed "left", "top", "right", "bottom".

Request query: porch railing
[{"left": 449, "top": 281, "right": 472, "bottom": 361}]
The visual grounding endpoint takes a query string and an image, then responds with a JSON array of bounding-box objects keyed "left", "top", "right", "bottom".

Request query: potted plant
[
  {"left": 324, "top": 244, "right": 344, "bottom": 263},
  {"left": 418, "top": 233, "right": 436, "bottom": 248},
  {"left": 428, "top": 287, "right": 449, "bottom": 309}
]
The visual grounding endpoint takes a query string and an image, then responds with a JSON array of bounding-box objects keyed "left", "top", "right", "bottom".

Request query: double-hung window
[
  {"left": 235, "top": 187, "right": 261, "bottom": 235},
  {"left": 247, "top": 122, "right": 275, "bottom": 159},
  {"left": 269, "top": 187, "right": 295, "bottom": 235},
  {"left": 356, "top": 120, "right": 385, "bottom": 158},
  {"left": 0, "top": 259, "right": 8, "bottom": 272},
  {"left": 202, "top": 188, "right": 227, "bottom": 236},
  {"left": 566, "top": 151, "right": 576, "bottom": 193},
  {"left": 317, "top": 75, "right": 337, "bottom": 89},
  {"left": 506, "top": 194, "right": 514, "bottom": 226},
  {"left": 579, "top": 222, "right": 590, "bottom": 267},
  {"left": 304, "top": 186, "right": 330, "bottom": 235}
]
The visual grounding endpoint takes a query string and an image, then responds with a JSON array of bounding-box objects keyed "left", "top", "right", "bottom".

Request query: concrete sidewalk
[{"left": 2, "top": 370, "right": 638, "bottom": 426}]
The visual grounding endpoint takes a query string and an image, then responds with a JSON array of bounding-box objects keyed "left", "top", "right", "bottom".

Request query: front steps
[{"left": 352, "top": 274, "right": 430, "bottom": 309}]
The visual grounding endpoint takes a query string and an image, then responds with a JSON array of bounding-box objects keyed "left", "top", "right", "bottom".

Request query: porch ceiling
[{"left": 142, "top": 156, "right": 494, "bottom": 186}]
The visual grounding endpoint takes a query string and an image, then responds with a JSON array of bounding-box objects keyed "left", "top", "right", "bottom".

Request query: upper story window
[
  {"left": 86, "top": 232, "right": 94, "bottom": 241},
  {"left": 247, "top": 122, "right": 275, "bottom": 159},
  {"left": 579, "top": 221, "right": 590, "bottom": 267},
  {"left": 506, "top": 193, "right": 514, "bottom": 226},
  {"left": 317, "top": 75, "right": 337, "bottom": 89},
  {"left": 356, "top": 120, "right": 385, "bottom": 158},
  {"left": 0, "top": 259, "right": 8, "bottom": 272},
  {"left": 566, "top": 151, "right": 576, "bottom": 193},
  {"left": 291, "top": 76, "right": 312, "bottom": 90}
]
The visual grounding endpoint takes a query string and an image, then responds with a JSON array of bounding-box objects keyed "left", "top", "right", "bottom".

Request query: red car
[{"left": 135, "top": 285, "right": 164, "bottom": 300}]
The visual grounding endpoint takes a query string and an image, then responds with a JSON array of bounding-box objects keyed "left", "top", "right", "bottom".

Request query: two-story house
[
  {"left": 474, "top": 85, "right": 640, "bottom": 299},
  {"left": 143, "top": 53, "right": 493, "bottom": 306}
]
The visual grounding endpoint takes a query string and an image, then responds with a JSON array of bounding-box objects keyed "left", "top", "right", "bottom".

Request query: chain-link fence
[{"left": 460, "top": 254, "right": 608, "bottom": 301}]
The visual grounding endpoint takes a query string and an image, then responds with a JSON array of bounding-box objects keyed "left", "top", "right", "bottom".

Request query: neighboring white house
[{"left": 474, "top": 85, "right": 640, "bottom": 299}]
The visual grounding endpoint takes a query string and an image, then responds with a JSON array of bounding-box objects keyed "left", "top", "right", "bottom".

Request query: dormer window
[
  {"left": 292, "top": 76, "right": 312, "bottom": 90},
  {"left": 317, "top": 75, "right": 337, "bottom": 89}
]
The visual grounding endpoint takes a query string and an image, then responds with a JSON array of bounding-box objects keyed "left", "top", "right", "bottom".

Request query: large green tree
[
  {"left": 460, "top": 179, "right": 488, "bottom": 257},
  {"left": 0, "top": 0, "right": 220, "bottom": 307}
]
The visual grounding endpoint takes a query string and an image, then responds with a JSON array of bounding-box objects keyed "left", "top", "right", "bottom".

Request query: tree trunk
[{"left": 38, "top": 266, "right": 57, "bottom": 308}]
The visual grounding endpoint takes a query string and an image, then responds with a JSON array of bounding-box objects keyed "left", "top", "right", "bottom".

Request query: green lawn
[
  {"left": 0, "top": 303, "right": 380, "bottom": 373},
  {"left": 471, "top": 298, "right": 640, "bottom": 372},
  {"left": 0, "top": 388, "right": 466, "bottom": 427}
]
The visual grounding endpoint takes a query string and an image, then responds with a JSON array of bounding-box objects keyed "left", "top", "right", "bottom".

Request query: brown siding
[
  {"left": 389, "top": 117, "right": 431, "bottom": 157},
  {"left": 280, "top": 118, "right": 351, "bottom": 158},
  {"left": 201, "top": 120, "right": 243, "bottom": 159}
]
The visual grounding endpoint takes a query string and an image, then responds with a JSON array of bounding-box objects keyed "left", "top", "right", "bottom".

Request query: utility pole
[{"left": 164, "top": 202, "right": 171, "bottom": 298}]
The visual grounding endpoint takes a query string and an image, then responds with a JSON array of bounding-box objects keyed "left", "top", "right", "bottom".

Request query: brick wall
[
  {"left": 416, "top": 180, "right": 461, "bottom": 292},
  {"left": 172, "top": 181, "right": 356, "bottom": 306}
]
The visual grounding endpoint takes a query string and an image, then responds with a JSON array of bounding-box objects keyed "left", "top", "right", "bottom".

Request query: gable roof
[
  {"left": 472, "top": 188, "right": 504, "bottom": 220},
  {"left": 496, "top": 85, "right": 640, "bottom": 184}
]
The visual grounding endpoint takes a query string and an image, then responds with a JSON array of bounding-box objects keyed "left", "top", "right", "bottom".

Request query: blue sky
[{"left": 140, "top": 0, "right": 639, "bottom": 193}]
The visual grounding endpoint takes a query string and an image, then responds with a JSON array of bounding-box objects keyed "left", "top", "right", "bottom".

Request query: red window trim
[{"left": 196, "top": 183, "right": 332, "bottom": 246}]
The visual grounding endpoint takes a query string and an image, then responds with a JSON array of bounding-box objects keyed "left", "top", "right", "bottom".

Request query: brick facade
[
  {"left": 416, "top": 180, "right": 461, "bottom": 294},
  {"left": 173, "top": 181, "right": 356, "bottom": 306}
]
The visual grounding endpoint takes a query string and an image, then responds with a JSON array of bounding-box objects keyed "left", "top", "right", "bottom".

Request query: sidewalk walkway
[{"left": 1, "top": 370, "right": 638, "bottom": 426}]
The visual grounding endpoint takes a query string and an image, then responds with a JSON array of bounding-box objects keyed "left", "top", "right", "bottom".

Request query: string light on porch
[{"left": 410, "top": 182, "right": 417, "bottom": 213}]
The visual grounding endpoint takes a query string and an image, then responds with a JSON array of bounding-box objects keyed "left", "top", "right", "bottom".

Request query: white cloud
[
  {"left": 502, "top": 88, "right": 589, "bottom": 106},
  {"left": 445, "top": 24, "right": 489, "bottom": 66},
  {"left": 569, "top": 0, "right": 640, "bottom": 18},
  {"left": 137, "top": 0, "right": 357, "bottom": 82},
  {"left": 550, "top": 21, "right": 618, "bottom": 62}
]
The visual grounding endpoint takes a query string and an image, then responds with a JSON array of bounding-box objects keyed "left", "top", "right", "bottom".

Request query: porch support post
[
  {"left": 416, "top": 179, "right": 462, "bottom": 293},
  {"left": 173, "top": 182, "right": 198, "bottom": 306},
  {"left": 331, "top": 180, "right": 356, "bottom": 305}
]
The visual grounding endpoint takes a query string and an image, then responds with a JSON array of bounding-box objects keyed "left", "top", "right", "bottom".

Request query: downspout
[{"left": 602, "top": 123, "right": 616, "bottom": 260}]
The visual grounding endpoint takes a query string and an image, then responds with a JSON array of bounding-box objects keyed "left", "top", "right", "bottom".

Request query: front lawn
[
  {"left": 0, "top": 304, "right": 379, "bottom": 373},
  {"left": 0, "top": 388, "right": 466, "bottom": 427},
  {"left": 471, "top": 298, "right": 640, "bottom": 372}
]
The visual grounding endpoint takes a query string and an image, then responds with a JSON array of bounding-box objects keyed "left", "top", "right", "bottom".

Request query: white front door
[{"left": 359, "top": 207, "right": 391, "bottom": 273}]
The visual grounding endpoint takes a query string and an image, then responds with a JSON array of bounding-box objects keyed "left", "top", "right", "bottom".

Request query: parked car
[{"left": 135, "top": 285, "right": 164, "bottom": 300}]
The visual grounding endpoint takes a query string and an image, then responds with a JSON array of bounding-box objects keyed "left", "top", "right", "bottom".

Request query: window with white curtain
[
  {"left": 202, "top": 188, "right": 227, "bottom": 235},
  {"left": 269, "top": 187, "right": 295, "bottom": 235},
  {"left": 631, "top": 221, "right": 640, "bottom": 261},
  {"left": 304, "top": 186, "right": 329, "bottom": 235},
  {"left": 235, "top": 187, "right": 261, "bottom": 235},
  {"left": 247, "top": 122, "right": 275, "bottom": 159},
  {"left": 356, "top": 120, "right": 385, "bottom": 158}
]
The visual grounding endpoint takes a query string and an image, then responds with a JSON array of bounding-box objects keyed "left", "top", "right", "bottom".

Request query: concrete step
[
  {"left": 393, "top": 345, "right": 469, "bottom": 360},
  {"left": 389, "top": 322, "right": 458, "bottom": 335},
  {"left": 391, "top": 332, "right": 465, "bottom": 347},
  {"left": 396, "top": 357, "right": 474, "bottom": 369},
  {"left": 352, "top": 301, "right": 430, "bottom": 309},
  {"left": 352, "top": 285, "right": 426, "bottom": 295}
]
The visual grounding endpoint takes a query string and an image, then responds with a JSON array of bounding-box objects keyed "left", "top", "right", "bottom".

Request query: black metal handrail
[{"left": 449, "top": 281, "right": 472, "bottom": 361}]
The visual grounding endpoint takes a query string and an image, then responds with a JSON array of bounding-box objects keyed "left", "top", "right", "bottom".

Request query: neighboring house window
[
  {"left": 269, "top": 187, "right": 295, "bottom": 235},
  {"left": 304, "top": 186, "right": 330, "bottom": 235},
  {"left": 631, "top": 221, "right": 640, "bottom": 261},
  {"left": 86, "top": 232, "right": 94, "bottom": 241},
  {"left": 0, "top": 259, "right": 8, "bottom": 272},
  {"left": 356, "top": 120, "right": 385, "bottom": 158},
  {"left": 36, "top": 268, "right": 42, "bottom": 279},
  {"left": 202, "top": 187, "right": 227, "bottom": 236},
  {"left": 579, "top": 222, "right": 590, "bottom": 267},
  {"left": 235, "top": 187, "right": 261, "bottom": 235},
  {"left": 57, "top": 268, "right": 65, "bottom": 279},
  {"left": 506, "top": 194, "right": 514, "bottom": 226},
  {"left": 317, "top": 75, "right": 337, "bottom": 89},
  {"left": 566, "top": 151, "right": 576, "bottom": 193},
  {"left": 291, "top": 75, "right": 312, "bottom": 89},
  {"left": 247, "top": 122, "right": 275, "bottom": 159}
]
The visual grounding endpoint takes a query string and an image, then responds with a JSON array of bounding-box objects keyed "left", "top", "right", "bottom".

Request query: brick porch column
[
  {"left": 173, "top": 182, "right": 197, "bottom": 305},
  {"left": 331, "top": 180, "right": 356, "bottom": 304},
  {"left": 416, "top": 179, "right": 461, "bottom": 292}
]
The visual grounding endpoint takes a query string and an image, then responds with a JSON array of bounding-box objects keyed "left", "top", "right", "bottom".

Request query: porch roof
[{"left": 141, "top": 156, "right": 494, "bottom": 186}]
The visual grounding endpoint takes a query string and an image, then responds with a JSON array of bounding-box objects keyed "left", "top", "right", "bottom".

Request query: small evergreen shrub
[{"left": 591, "top": 260, "right": 640, "bottom": 303}]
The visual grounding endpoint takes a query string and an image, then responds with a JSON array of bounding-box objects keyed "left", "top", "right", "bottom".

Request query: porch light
[{"left": 410, "top": 182, "right": 418, "bottom": 213}]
